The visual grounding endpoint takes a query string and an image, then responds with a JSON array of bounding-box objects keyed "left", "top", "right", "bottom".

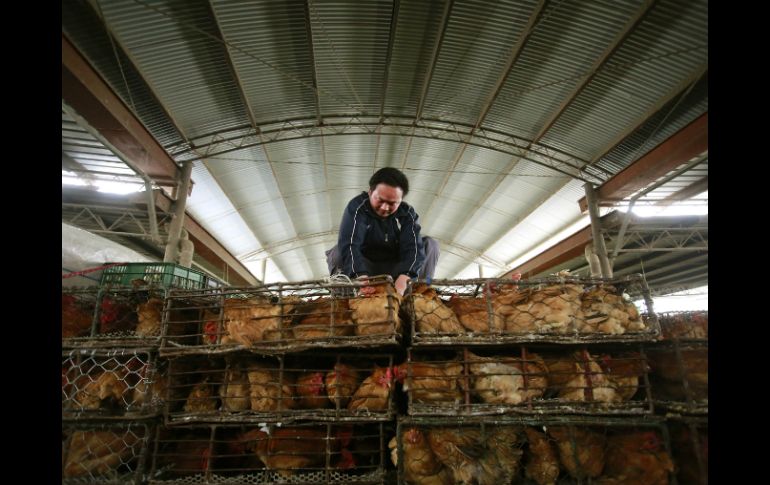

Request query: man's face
[{"left": 368, "top": 183, "right": 403, "bottom": 218}]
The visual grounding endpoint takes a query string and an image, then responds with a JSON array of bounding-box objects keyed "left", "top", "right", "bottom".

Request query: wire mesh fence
[
  {"left": 147, "top": 422, "right": 390, "bottom": 484},
  {"left": 393, "top": 416, "right": 675, "bottom": 485},
  {"left": 166, "top": 352, "right": 398, "bottom": 423},
  {"left": 657, "top": 311, "right": 708, "bottom": 342},
  {"left": 648, "top": 341, "right": 708, "bottom": 415},
  {"left": 62, "top": 421, "right": 152, "bottom": 484},
  {"left": 159, "top": 276, "right": 402, "bottom": 356},
  {"left": 666, "top": 416, "right": 707, "bottom": 485},
  {"left": 62, "top": 349, "right": 164, "bottom": 420},
  {"left": 63, "top": 286, "right": 169, "bottom": 349},
  {"left": 406, "top": 275, "right": 660, "bottom": 346},
  {"left": 401, "top": 346, "right": 653, "bottom": 417}
]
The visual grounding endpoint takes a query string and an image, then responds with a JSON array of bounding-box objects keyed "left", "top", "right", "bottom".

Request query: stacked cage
[
  {"left": 150, "top": 275, "right": 401, "bottom": 484},
  {"left": 62, "top": 263, "right": 219, "bottom": 483},
  {"left": 653, "top": 311, "right": 708, "bottom": 484},
  {"left": 394, "top": 274, "right": 676, "bottom": 484}
]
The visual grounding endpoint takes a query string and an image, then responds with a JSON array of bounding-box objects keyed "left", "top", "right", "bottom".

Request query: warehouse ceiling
[{"left": 61, "top": 0, "right": 707, "bottom": 291}]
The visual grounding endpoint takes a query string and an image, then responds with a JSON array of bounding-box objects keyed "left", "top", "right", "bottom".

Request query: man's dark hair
[{"left": 369, "top": 167, "right": 409, "bottom": 196}]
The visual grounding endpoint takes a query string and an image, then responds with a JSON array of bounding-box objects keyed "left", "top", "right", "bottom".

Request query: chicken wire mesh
[
  {"left": 63, "top": 285, "right": 169, "bottom": 349},
  {"left": 166, "top": 352, "right": 397, "bottom": 424},
  {"left": 666, "top": 417, "right": 707, "bottom": 485},
  {"left": 657, "top": 311, "right": 708, "bottom": 342},
  {"left": 406, "top": 275, "right": 660, "bottom": 346},
  {"left": 402, "top": 346, "right": 653, "bottom": 417},
  {"left": 62, "top": 349, "right": 164, "bottom": 420},
  {"left": 394, "top": 416, "right": 676, "bottom": 485},
  {"left": 147, "top": 422, "right": 390, "bottom": 484},
  {"left": 62, "top": 421, "right": 152, "bottom": 484},
  {"left": 159, "top": 276, "right": 402, "bottom": 356},
  {"left": 100, "top": 262, "right": 221, "bottom": 290},
  {"left": 647, "top": 341, "right": 708, "bottom": 415}
]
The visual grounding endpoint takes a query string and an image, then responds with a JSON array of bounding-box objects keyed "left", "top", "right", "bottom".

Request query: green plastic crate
[{"left": 99, "top": 262, "right": 221, "bottom": 290}]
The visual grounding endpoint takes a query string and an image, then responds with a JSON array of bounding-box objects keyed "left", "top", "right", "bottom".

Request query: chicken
[
  {"left": 466, "top": 352, "right": 524, "bottom": 405},
  {"left": 660, "top": 312, "right": 708, "bottom": 340},
  {"left": 247, "top": 365, "right": 296, "bottom": 411},
  {"left": 347, "top": 366, "right": 394, "bottom": 412},
  {"left": 62, "top": 293, "right": 94, "bottom": 338},
  {"left": 389, "top": 428, "right": 452, "bottom": 485},
  {"left": 669, "top": 424, "right": 708, "bottom": 485},
  {"left": 219, "top": 366, "right": 251, "bottom": 411},
  {"left": 598, "top": 353, "right": 649, "bottom": 401},
  {"left": 220, "top": 296, "right": 298, "bottom": 346},
  {"left": 335, "top": 426, "right": 381, "bottom": 472},
  {"left": 398, "top": 361, "right": 464, "bottom": 406},
  {"left": 524, "top": 428, "right": 560, "bottom": 485},
  {"left": 410, "top": 283, "right": 465, "bottom": 334},
  {"left": 325, "top": 363, "right": 361, "bottom": 408},
  {"left": 183, "top": 379, "right": 218, "bottom": 413},
  {"left": 73, "top": 370, "right": 130, "bottom": 410},
  {"left": 447, "top": 290, "right": 504, "bottom": 333},
  {"left": 63, "top": 430, "right": 141, "bottom": 477},
  {"left": 596, "top": 431, "right": 674, "bottom": 485},
  {"left": 292, "top": 298, "right": 353, "bottom": 340},
  {"left": 135, "top": 297, "right": 164, "bottom": 337},
  {"left": 426, "top": 426, "right": 523, "bottom": 485},
  {"left": 504, "top": 284, "right": 583, "bottom": 334},
  {"left": 98, "top": 295, "right": 137, "bottom": 335},
  {"left": 294, "top": 371, "right": 329, "bottom": 409},
  {"left": 547, "top": 426, "right": 605, "bottom": 479},
  {"left": 240, "top": 427, "right": 331, "bottom": 477},
  {"left": 161, "top": 433, "right": 217, "bottom": 476},
  {"left": 131, "top": 369, "right": 169, "bottom": 411},
  {"left": 648, "top": 347, "right": 708, "bottom": 401},
  {"left": 349, "top": 283, "right": 402, "bottom": 336},
  {"left": 546, "top": 351, "right": 619, "bottom": 403},
  {"left": 576, "top": 285, "right": 645, "bottom": 334}
]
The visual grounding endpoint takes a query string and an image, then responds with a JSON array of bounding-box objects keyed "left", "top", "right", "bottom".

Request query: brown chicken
[
  {"left": 466, "top": 352, "right": 548, "bottom": 405},
  {"left": 669, "top": 423, "right": 708, "bottom": 485},
  {"left": 294, "top": 371, "right": 330, "bottom": 409},
  {"left": 546, "top": 352, "right": 620, "bottom": 403},
  {"left": 576, "top": 285, "right": 645, "bottom": 334},
  {"left": 160, "top": 433, "right": 218, "bottom": 476},
  {"left": 596, "top": 431, "right": 674, "bottom": 485},
  {"left": 135, "top": 297, "right": 164, "bottom": 337},
  {"left": 410, "top": 283, "right": 465, "bottom": 334},
  {"left": 183, "top": 379, "right": 218, "bottom": 413},
  {"left": 524, "top": 428, "right": 560, "bottom": 485},
  {"left": 98, "top": 295, "right": 137, "bottom": 335},
  {"left": 447, "top": 291, "right": 504, "bottom": 333},
  {"left": 131, "top": 369, "right": 169, "bottom": 411},
  {"left": 389, "top": 428, "right": 453, "bottom": 485},
  {"left": 220, "top": 296, "right": 298, "bottom": 345},
  {"left": 398, "top": 361, "right": 464, "bottom": 406},
  {"left": 73, "top": 370, "right": 130, "bottom": 410},
  {"left": 349, "top": 283, "right": 402, "bottom": 336},
  {"left": 247, "top": 365, "right": 296, "bottom": 411},
  {"left": 504, "top": 284, "right": 583, "bottom": 334},
  {"left": 599, "top": 353, "right": 649, "bottom": 401},
  {"left": 660, "top": 312, "right": 708, "bottom": 340},
  {"left": 648, "top": 347, "right": 708, "bottom": 401},
  {"left": 63, "top": 430, "right": 141, "bottom": 477},
  {"left": 325, "top": 363, "right": 361, "bottom": 408},
  {"left": 62, "top": 293, "right": 94, "bottom": 338},
  {"left": 547, "top": 426, "right": 605, "bottom": 479},
  {"left": 427, "top": 426, "right": 523, "bottom": 485},
  {"left": 347, "top": 366, "right": 393, "bottom": 412},
  {"left": 240, "top": 427, "right": 331, "bottom": 477},
  {"left": 292, "top": 298, "right": 353, "bottom": 340},
  {"left": 219, "top": 366, "right": 251, "bottom": 411}
]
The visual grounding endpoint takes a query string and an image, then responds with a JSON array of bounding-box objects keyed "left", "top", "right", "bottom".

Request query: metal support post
[
  {"left": 164, "top": 162, "right": 193, "bottom": 263},
  {"left": 584, "top": 183, "right": 613, "bottom": 277}
]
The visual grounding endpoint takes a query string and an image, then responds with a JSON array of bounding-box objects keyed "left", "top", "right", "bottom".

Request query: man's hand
[
  {"left": 394, "top": 274, "right": 410, "bottom": 296},
  {"left": 356, "top": 275, "right": 377, "bottom": 296}
]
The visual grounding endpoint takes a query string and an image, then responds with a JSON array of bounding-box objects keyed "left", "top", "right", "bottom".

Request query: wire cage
[
  {"left": 62, "top": 420, "right": 153, "bottom": 484},
  {"left": 165, "top": 352, "right": 398, "bottom": 424},
  {"left": 393, "top": 416, "right": 676, "bottom": 485},
  {"left": 147, "top": 422, "right": 391, "bottom": 484},
  {"left": 402, "top": 346, "right": 653, "bottom": 417},
  {"left": 159, "top": 276, "right": 403, "bottom": 356},
  {"left": 666, "top": 416, "right": 708, "bottom": 485},
  {"left": 647, "top": 341, "right": 708, "bottom": 415},
  {"left": 406, "top": 275, "right": 660, "bottom": 346},
  {"left": 100, "top": 262, "right": 222, "bottom": 290},
  {"left": 657, "top": 311, "right": 708, "bottom": 342},
  {"left": 63, "top": 285, "right": 170, "bottom": 349},
  {"left": 63, "top": 349, "right": 164, "bottom": 420}
]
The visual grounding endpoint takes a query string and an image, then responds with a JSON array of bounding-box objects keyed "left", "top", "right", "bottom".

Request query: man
[{"left": 326, "top": 167, "right": 439, "bottom": 296}]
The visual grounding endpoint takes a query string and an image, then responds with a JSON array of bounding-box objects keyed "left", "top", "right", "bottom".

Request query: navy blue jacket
[{"left": 337, "top": 192, "right": 426, "bottom": 279}]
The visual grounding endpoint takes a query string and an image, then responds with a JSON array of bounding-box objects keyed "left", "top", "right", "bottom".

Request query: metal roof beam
[
  {"left": 502, "top": 224, "right": 593, "bottom": 278},
  {"left": 658, "top": 176, "right": 708, "bottom": 206},
  {"left": 578, "top": 112, "right": 709, "bottom": 212}
]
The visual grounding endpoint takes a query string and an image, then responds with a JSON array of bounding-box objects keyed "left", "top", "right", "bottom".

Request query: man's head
[{"left": 368, "top": 167, "right": 409, "bottom": 218}]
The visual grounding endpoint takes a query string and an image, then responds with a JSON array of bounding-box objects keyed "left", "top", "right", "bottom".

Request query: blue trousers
[{"left": 325, "top": 236, "right": 440, "bottom": 281}]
